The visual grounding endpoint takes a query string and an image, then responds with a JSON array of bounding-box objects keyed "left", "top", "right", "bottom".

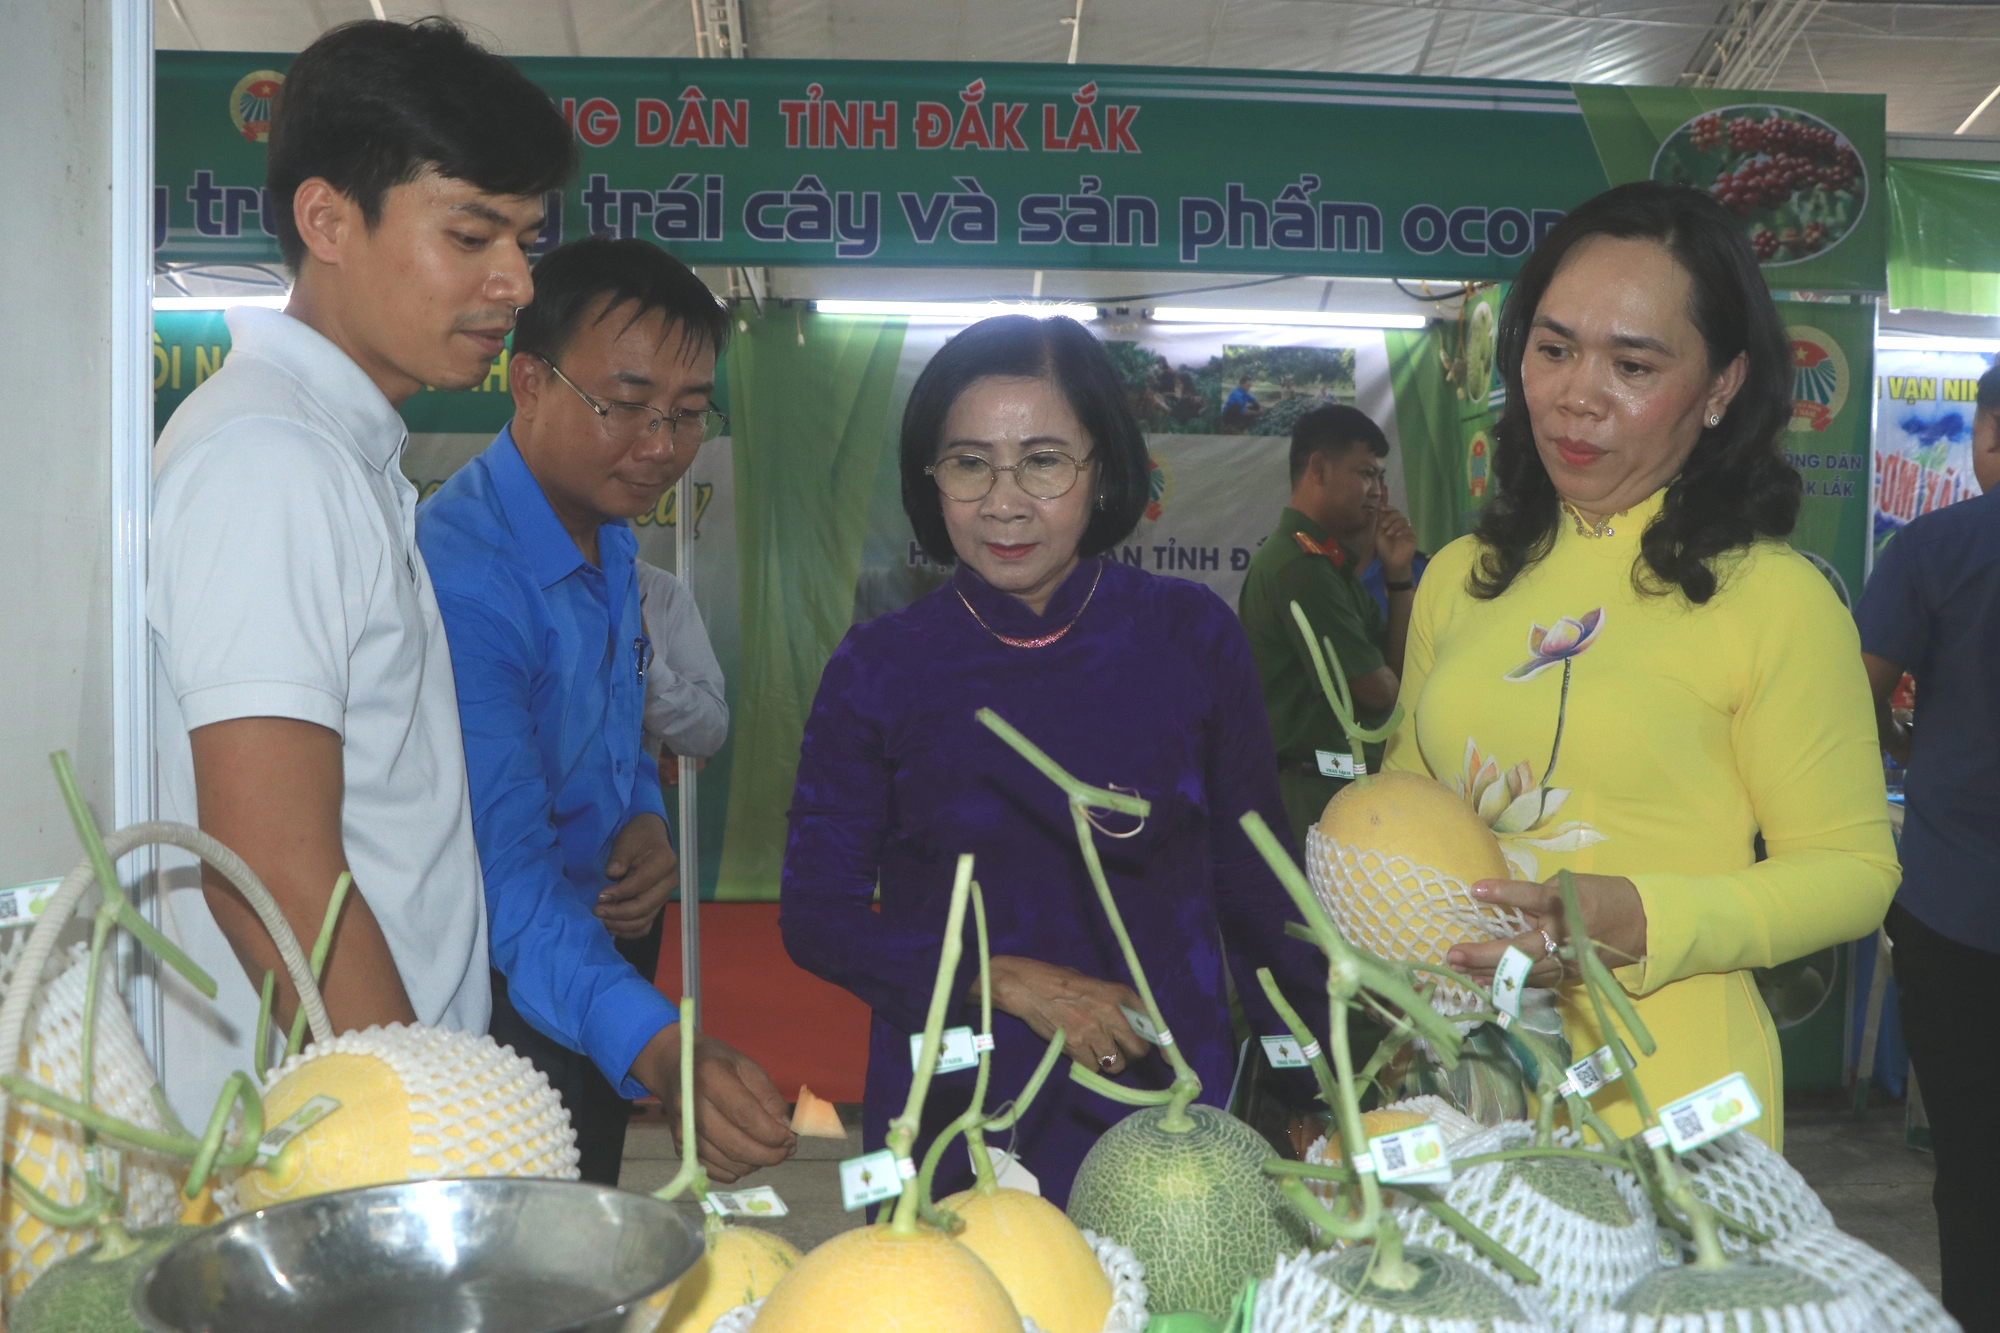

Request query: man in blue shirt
[
  {"left": 420, "top": 237, "right": 793, "bottom": 1186},
  {"left": 1855, "top": 360, "right": 2000, "bottom": 1329}
]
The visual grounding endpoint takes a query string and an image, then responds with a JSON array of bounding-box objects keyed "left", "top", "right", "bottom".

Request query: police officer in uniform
[{"left": 1238, "top": 405, "right": 1417, "bottom": 845}]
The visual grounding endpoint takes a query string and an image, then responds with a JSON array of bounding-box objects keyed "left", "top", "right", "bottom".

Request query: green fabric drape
[
  {"left": 714, "top": 311, "right": 907, "bottom": 900},
  {"left": 1887, "top": 158, "right": 2000, "bottom": 316},
  {"left": 1385, "top": 326, "right": 1466, "bottom": 556}
]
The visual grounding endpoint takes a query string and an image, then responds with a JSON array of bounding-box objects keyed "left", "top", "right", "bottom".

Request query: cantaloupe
[
  {"left": 941, "top": 1186, "right": 1112, "bottom": 1333},
  {"left": 748, "top": 1224, "right": 1021, "bottom": 1332},
  {"left": 10, "top": 1222, "right": 204, "bottom": 1333},
  {"left": 1319, "top": 1107, "right": 1434, "bottom": 1165},
  {"left": 1067, "top": 1103, "right": 1307, "bottom": 1321},
  {"left": 641, "top": 1223, "right": 802, "bottom": 1333},
  {"left": 4, "top": 948, "right": 185, "bottom": 1300},
  {"left": 1318, "top": 772, "right": 1510, "bottom": 894},
  {"left": 788, "top": 1086, "right": 845, "bottom": 1140},
  {"left": 1598, "top": 1262, "right": 1854, "bottom": 1325},
  {"left": 231, "top": 1024, "right": 577, "bottom": 1211}
]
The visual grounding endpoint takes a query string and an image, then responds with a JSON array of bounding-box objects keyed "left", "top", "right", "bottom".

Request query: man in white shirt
[
  {"left": 148, "top": 18, "right": 574, "bottom": 1121},
  {"left": 637, "top": 559, "right": 730, "bottom": 766}
]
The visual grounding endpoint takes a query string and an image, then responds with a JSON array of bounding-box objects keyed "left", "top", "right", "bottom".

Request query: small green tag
[
  {"left": 0, "top": 879, "right": 60, "bottom": 930},
  {"left": 1145, "top": 1312, "right": 1223, "bottom": 1333},
  {"left": 838, "top": 1149, "right": 906, "bottom": 1211}
]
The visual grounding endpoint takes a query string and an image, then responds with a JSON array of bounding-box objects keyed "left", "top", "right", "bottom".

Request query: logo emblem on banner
[
  {"left": 1786, "top": 326, "right": 1848, "bottom": 433},
  {"left": 230, "top": 70, "right": 285, "bottom": 143}
]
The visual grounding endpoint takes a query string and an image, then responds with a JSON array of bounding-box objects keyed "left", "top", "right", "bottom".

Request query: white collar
[{"left": 223, "top": 306, "right": 407, "bottom": 471}]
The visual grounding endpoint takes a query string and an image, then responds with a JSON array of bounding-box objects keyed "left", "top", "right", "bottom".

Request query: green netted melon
[
  {"left": 1612, "top": 1261, "right": 1838, "bottom": 1318},
  {"left": 1066, "top": 1103, "right": 1307, "bottom": 1319},
  {"left": 11, "top": 1223, "right": 204, "bottom": 1333},
  {"left": 1495, "top": 1158, "right": 1634, "bottom": 1228},
  {"left": 1306, "top": 1245, "right": 1528, "bottom": 1327}
]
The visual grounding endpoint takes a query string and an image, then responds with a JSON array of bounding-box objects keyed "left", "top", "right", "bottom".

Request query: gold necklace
[
  {"left": 957, "top": 561, "right": 1104, "bottom": 649},
  {"left": 1561, "top": 500, "right": 1617, "bottom": 539}
]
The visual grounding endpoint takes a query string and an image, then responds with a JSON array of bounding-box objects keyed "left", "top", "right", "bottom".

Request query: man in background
[
  {"left": 1238, "top": 405, "right": 1416, "bottom": 845},
  {"left": 1222, "top": 375, "right": 1263, "bottom": 432},
  {"left": 148, "top": 19, "right": 571, "bottom": 1122},
  {"left": 1853, "top": 361, "right": 2000, "bottom": 1329},
  {"left": 637, "top": 558, "right": 729, "bottom": 784},
  {"left": 419, "top": 237, "right": 792, "bottom": 1185}
]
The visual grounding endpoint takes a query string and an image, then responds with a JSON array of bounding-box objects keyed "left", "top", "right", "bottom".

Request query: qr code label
[
  {"left": 1659, "top": 1072, "right": 1762, "bottom": 1153},
  {"left": 1563, "top": 1046, "right": 1622, "bottom": 1098},
  {"left": 0, "top": 880, "right": 58, "bottom": 931},
  {"left": 1369, "top": 1122, "right": 1453, "bottom": 1185}
]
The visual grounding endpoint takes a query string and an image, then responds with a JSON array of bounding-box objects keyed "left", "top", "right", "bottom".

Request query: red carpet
[{"left": 656, "top": 903, "right": 870, "bottom": 1102}]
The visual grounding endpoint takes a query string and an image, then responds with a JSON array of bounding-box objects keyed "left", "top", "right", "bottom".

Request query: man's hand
[
  {"left": 1376, "top": 507, "right": 1418, "bottom": 583},
  {"left": 1445, "top": 873, "right": 1648, "bottom": 990},
  {"left": 599, "top": 814, "right": 676, "bottom": 939},
  {"left": 989, "top": 955, "right": 1152, "bottom": 1076},
  {"left": 633, "top": 1026, "right": 796, "bottom": 1183}
]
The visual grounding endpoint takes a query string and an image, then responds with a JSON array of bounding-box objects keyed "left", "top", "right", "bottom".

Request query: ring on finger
[
  {"left": 1099, "top": 1054, "right": 1117, "bottom": 1070},
  {"left": 1539, "top": 928, "right": 1560, "bottom": 961}
]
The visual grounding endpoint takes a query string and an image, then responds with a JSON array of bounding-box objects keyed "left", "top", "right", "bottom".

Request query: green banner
[
  {"left": 1775, "top": 299, "right": 1874, "bottom": 605},
  {"left": 1886, "top": 158, "right": 2000, "bottom": 316},
  {"left": 158, "top": 54, "right": 1885, "bottom": 289}
]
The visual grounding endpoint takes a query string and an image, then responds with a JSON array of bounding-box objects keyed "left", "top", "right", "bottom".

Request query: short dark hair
[
  {"left": 1977, "top": 363, "right": 2000, "bottom": 415},
  {"left": 266, "top": 18, "right": 575, "bottom": 270},
  {"left": 1289, "top": 404, "right": 1389, "bottom": 486},
  {"left": 1472, "top": 181, "right": 1799, "bottom": 605},
  {"left": 900, "top": 316, "right": 1150, "bottom": 565},
  {"left": 513, "top": 237, "right": 730, "bottom": 368}
]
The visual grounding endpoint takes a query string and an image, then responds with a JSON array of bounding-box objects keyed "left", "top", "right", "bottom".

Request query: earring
[
  {"left": 1096, "top": 493, "right": 1106, "bottom": 510},
  {"left": 1708, "top": 413, "right": 1722, "bottom": 427}
]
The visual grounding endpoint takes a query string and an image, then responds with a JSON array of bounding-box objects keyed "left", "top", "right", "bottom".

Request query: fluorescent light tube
[
  {"left": 1149, "top": 307, "right": 1426, "bottom": 330},
  {"left": 1877, "top": 334, "right": 2000, "bottom": 354},
  {"left": 153, "top": 293, "right": 290, "bottom": 311},
  {"left": 814, "top": 299, "right": 1097, "bottom": 320}
]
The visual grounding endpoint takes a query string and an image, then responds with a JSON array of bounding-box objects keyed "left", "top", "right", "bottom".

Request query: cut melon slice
[{"left": 788, "top": 1086, "right": 845, "bottom": 1140}]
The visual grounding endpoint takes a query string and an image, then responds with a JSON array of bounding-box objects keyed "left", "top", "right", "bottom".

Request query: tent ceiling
[{"left": 157, "top": 0, "right": 2000, "bottom": 135}]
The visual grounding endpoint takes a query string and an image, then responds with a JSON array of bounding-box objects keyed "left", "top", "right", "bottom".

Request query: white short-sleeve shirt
[{"left": 149, "top": 307, "right": 488, "bottom": 1124}]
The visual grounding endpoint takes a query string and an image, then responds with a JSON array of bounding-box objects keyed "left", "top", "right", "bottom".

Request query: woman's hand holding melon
[
  {"left": 1446, "top": 874, "right": 1648, "bottom": 989},
  {"left": 988, "top": 955, "right": 1153, "bottom": 1075}
]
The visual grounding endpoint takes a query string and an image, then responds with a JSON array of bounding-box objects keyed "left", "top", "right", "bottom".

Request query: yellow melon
[
  {"left": 232, "top": 1024, "right": 577, "bottom": 1211},
  {"left": 940, "top": 1187, "right": 1111, "bottom": 1333},
  {"left": 788, "top": 1086, "right": 845, "bottom": 1140},
  {"left": 749, "top": 1224, "right": 1020, "bottom": 1333},
  {"left": 639, "top": 1224, "right": 802, "bottom": 1333},
  {"left": 1317, "top": 772, "right": 1508, "bottom": 888},
  {"left": 1321, "top": 1108, "right": 1434, "bottom": 1165}
]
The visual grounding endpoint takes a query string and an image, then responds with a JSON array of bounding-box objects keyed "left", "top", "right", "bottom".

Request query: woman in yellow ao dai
[{"left": 1384, "top": 184, "right": 1898, "bottom": 1149}]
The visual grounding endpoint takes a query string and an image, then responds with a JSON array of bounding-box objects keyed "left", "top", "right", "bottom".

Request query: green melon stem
[
  {"left": 6, "top": 1168, "right": 108, "bottom": 1230},
  {"left": 253, "top": 971, "right": 277, "bottom": 1084},
  {"left": 0, "top": 1070, "right": 263, "bottom": 1177},
  {"left": 183, "top": 1071, "right": 264, "bottom": 1198},
  {"left": 650, "top": 994, "right": 709, "bottom": 1208},
  {"left": 283, "top": 872, "right": 353, "bottom": 1060},
  {"left": 89, "top": 1215, "right": 140, "bottom": 1262},
  {"left": 1559, "top": 870, "right": 1728, "bottom": 1271},
  {"left": 974, "top": 709, "right": 1202, "bottom": 1129},
  {"left": 1291, "top": 602, "right": 1406, "bottom": 751},
  {"left": 1401, "top": 1184, "right": 1542, "bottom": 1286},
  {"left": 889, "top": 853, "right": 976, "bottom": 1235},
  {"left": 1240, "top": 814, "right": 1464, "bottom": 1062},
  {"left": 1254, "top": 967, "right": 1341, "bottom": 1110}
]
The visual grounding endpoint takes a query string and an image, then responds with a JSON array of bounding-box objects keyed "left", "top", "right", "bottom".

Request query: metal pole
[{"left": 675, "top": 473, "right": 701, "bottom": 1027}]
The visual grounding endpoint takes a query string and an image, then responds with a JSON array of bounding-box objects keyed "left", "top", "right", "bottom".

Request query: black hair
[
  {"left": 266, "top": 18, "right": 575, "bottom": 270},
  {"left": 1977, "top": 362, "right": 2000, "bottom": 415},
  {"left": 1470, "top": 181, "right": 1799, "bottom": 605},
  {"left": 1289, "top": 404, "right": 1389, "bottom": 486},
  {"left": 900, "top": 315, "right": 1151, "bottom": 565},
  {"left": 512, "top": 237, "right": 730, "bottom": 367}
]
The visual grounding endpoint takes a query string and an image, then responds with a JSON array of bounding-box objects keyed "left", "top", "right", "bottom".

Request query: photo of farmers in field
[{"left": 1103, "top": 341, "right": 1358, "bottom": 436}]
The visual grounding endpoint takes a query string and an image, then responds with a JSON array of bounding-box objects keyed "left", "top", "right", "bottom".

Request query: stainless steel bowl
[{"left": 132, "top": 1177, "right": 704, "bottom": 1333}]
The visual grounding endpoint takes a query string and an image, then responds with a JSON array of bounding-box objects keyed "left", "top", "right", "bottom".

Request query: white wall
[{"left": 0, "top": 0, "right": 119, "bottom": 884}]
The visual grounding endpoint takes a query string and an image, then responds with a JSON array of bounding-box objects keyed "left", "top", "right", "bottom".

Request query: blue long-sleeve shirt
[{"left": 418, "top": 427, "right": 677, "bottom": 1096}]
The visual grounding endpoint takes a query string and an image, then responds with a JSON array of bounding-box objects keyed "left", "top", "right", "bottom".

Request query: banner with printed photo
[
  {"left": 158, "top": 53, "right": 1886, "bottom": 289},
  {"left": 1872, "top": 348, "right": 1995, "bottom": 557}
]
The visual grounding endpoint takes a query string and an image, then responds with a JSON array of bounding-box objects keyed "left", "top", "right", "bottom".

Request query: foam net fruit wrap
[
  {"left": 1399, "top": 1122, "right": 1660, "bottom": 1330},
  {"left": 1305, "top": 826, "right": 1527, "bottom": 1016},
  {"left": 1760, "top": 1227, "right": 1955, "bottom": 1333},
  {"left": 1670, "top": 1130, "right": 1833, "bottom": 1254},
  {"left": 2, "top": 946, "right": 185, "bottom": 1303},
  {"left": 1570, "top": 1285, "right": 1876, "bottom": 1333},
  {"left": 1250, "top": 1245, "right": 1552, "bottom": 1333}
]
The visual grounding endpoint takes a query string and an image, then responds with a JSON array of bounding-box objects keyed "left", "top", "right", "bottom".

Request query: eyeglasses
[
  {"left": 926, "top": 449, "right": 1094, "bottom": 502},
  {"left": 544, "top": 361, "right": 729, "bottom": 451}
]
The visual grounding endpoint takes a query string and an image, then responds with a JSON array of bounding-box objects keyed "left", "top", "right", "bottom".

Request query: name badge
[{"left": 1315, "top": 750, "right": 1358, "bottom": 780}]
